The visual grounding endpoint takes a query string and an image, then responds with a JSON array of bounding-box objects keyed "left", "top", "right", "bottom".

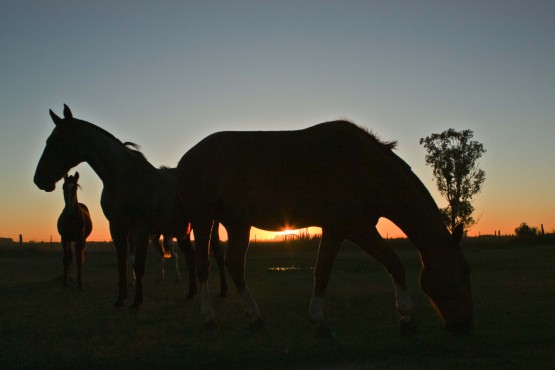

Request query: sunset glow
[
  {"left": 275, "top": 229, "right": 299, "bottom": 236},
  {"left": 0, "top": 2, "right": 554, "bottom": 244}
]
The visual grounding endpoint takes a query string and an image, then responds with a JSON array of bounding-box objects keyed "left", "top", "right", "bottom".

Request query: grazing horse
[
  {"left": 57, "top": 171, "right": 92, "bottom": 288},
  {"left": 34, "top": 105, "right": 227, "bottom": 308},
  {"left": 176, "top": 121, "right": 473, "bottom": 336}
]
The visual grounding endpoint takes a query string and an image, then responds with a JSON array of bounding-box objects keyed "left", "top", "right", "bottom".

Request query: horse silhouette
[
  {"left": 176, "top": 120, "right": 473, "bottom": 336},
  {"left": 34, "top": 105, "right": 226, "bottom": 307},
  {"left": 57, "top": 171, "right": 92, "bottom": 289}
]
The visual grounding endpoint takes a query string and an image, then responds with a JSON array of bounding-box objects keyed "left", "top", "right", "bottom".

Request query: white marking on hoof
[
  {"left": 309, "top": 295, "right": 324, "bottom": 322},
  {"left": 241, "top": 288, "right": 262, "bottom": 319},
  {"left": 199, "top": 281, "right": 215, "bottom": 323},
  {"left": 394, "top": 284, "right": 414, "bottom": 319},
  {"left": 128, "top": 255, "right": 136, "bottom": 283}
]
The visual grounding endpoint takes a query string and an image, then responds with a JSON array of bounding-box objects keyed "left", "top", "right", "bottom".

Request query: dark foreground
[{"left": 1, "top": 240, "right": 554, "bottom": 369}]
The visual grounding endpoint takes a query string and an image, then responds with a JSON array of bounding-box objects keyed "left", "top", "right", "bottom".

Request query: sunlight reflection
[{"left": 268, "top": 266, "right": 315, "bottom": 272}]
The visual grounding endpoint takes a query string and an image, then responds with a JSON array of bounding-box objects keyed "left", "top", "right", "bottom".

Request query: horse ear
[
  {"left": 63, "top": 104, "right": 73, "bottom": 119},
  {"left": 74, "top": 171, "right": 79, "bottom": 181},
  {"left": 49, "top": 109, "right": 62, "bottom": 125},
  {"left": 452, "top": 223, "right": 464, "bottom": 244},
  {"left": 64, "top": 173, "right": 69, "bottom": 181}
]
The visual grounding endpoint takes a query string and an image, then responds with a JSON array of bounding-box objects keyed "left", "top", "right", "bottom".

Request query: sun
[{"left": 276, "top": 229, "right": 298, "bottom": 236}]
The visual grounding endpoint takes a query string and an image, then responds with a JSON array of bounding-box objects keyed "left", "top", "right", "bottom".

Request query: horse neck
[
  {"left": 385, "top": 171, "right": 452, "bottom": 267},
  {"left": 393, "top": 208, "right": 451, "bottom": 265},
  {"left": 64, "top": 189, "right": 79, "bottom": 215},
  {"left": 81, "top": 129, "right": 155, "bottom": 187}
]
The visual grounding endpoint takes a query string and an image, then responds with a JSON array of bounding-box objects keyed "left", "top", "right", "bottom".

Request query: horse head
[
  {"left": 34, "top": 105, "right": 85, "bottom": 192},
  {"left": 419, "top": 224, "right": 474, "bottom": 335},
  {"left": 62, "top": 171, "right": 80, "bottom": 208}
]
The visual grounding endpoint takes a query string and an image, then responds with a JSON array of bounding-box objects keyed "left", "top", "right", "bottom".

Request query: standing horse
[
  {"left": 176, "top": 120, "right": 473, "bottom": 336},
  {"left": 57, "top": 171, "right": 92, "bottom": 289},
  {"left": 34, "top": 105, "right": 227, "bottom": 308}
]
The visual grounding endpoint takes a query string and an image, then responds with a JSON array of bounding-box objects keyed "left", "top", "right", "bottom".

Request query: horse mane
[
  {"left": 362, "top": 127, "right": 398, "bottom": 151},
  {"left": 79, "top": 120, "right": 148, "bottom": 160},
  {"left": 336, "top": 119, "right": 398, "bottom": 151},
  {"left": 123, "top": 142, "right": 148, "bottom": 160}
]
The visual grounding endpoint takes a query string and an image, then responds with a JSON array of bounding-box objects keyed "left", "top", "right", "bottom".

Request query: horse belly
[{"left": 218, "top": 177, "right": 362, "bottom": 231}]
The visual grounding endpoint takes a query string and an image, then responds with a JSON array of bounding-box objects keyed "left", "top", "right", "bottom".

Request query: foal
[{"left": 57, "top": 172, "right": 92, "bottom": 288}]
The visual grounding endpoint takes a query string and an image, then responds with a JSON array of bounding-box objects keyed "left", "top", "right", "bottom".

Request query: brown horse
[
  {"left": 58, "top": 171, "right": 92, "bottom": 289},
  {"left": 176, "top": 120, "right": 473, "bottom": 336},
  {"left": 34, "top": 105, "right": 226, "bottom": 307}
]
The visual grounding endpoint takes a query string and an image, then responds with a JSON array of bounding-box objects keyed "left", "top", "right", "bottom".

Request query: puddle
[{"left": 267, "top": 266, "right": 314, "bottom": 272}]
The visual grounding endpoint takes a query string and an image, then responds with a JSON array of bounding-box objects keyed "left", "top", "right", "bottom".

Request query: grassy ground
[{"left": 1, "top": 240, "right": 554, "bottom": 369}]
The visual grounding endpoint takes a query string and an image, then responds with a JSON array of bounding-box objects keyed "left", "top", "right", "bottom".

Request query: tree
[
  {"left": 514, "top": 222, "right": 538, "bottom": 244},
  {"left": 419, "top": 129, "right": 486, "bottom": 232}
]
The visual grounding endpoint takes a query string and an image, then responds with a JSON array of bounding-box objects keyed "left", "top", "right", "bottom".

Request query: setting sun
[{"left": 276, "top": 229, "right": 298, "bottom": 236}]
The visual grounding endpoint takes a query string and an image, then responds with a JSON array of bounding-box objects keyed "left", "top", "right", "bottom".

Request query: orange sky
[{"left": 10, "top": 199, "right": 547, "bottom": 244}]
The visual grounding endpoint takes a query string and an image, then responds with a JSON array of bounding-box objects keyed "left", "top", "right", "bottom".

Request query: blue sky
[{"left": 1, "top": 0, "right": 554, "bottom": 241}]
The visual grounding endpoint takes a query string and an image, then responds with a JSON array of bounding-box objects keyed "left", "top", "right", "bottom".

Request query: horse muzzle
[{"left": 34, "top": 176, "right": 56, "bottom": 192}]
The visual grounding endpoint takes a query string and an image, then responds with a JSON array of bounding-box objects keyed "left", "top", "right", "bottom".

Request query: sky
[{"left": 1, "top": 0, "right": 554, "bottom": 242}]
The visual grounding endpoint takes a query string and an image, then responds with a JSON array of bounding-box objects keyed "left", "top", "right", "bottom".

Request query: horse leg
[
  {"left": 130, "top": 231, "right": 149, "bottom": 310},
  {"left": 309, "top": 228, "right": 342, "bottom": 337},
  {"left": 225, "top": 224, "right": 263, "bottom": 330},
  {"left": 192, "top": 220, "right": 216, "bottom": 328},
  {"left": 211, "top": 224, "right": 228, "bottom": 297},
  {"left": 150, "top": 235, "right": 166, "bottom": 281},
  {"left": 75, "top": 238, "right": 85, "bottom": 290},
  {"left": 62, "top": 238, "right": 71, "bottom": 286},
  {"left": 160, "top": 255, "right": 166, "bottom": 281},
  {"left": 170, "top": 240, "right": 181, "bottom": 283},
  {"left": 111, "top": 225, "right": 129, "bottom": 307},
  {"left": 128, "top": 253, "right": 136, "bottom": 286},
  {"left": 178, "top": 234, "right": 196, "bottom": 298},
  {"left": 346, "top": 226, "right": 416, "bottom": 336}
]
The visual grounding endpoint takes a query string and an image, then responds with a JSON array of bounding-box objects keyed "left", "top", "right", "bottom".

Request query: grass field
[{"left": 1, "top": 239, "right": 554, "bottom": 369}]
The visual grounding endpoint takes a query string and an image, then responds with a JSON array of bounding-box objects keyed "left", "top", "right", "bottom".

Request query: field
[{"left": 1, "top": 239, "right": 554, "bottom": 369}]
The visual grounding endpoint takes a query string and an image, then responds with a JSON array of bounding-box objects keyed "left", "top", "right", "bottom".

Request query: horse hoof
[
  {"left": 398, "top": 319, "right": 417, "bottom": 336},
  {"left": 250, "top": 318, "right": 266, "bottom": 332},
  {"left": 315, "top": 322, "right": 336, "bottom": 338},
  {"left": 129, "top": 302, "right": 141, "bottom": 310}
]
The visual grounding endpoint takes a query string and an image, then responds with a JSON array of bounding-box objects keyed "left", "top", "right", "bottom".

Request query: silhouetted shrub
[{"left": 514, "top": 222, "right": 539, "bottom": 244}]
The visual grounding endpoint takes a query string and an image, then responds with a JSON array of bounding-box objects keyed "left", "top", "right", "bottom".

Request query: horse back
[{"left": 176, "top": 121, "right": 407, "bottom": 228}]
